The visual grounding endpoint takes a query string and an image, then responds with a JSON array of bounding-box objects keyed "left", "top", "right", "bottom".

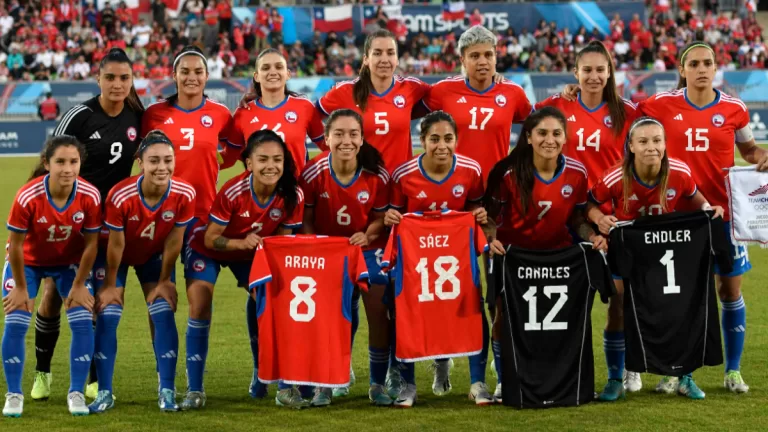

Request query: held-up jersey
[
  {"left": 608, "top": 211, "right": 730, "bottom": 376},
  {"left": 103, "top": 175, "right": 196, "bottom": 266},
  {"left": 7, "top": 176, "right": 102, "bottom": 267},
  {"left": 492, "top": 244, "right": 614, "bottom": 409},
  {"left": 316, "top": 75, "right": 431, "bottom": 172},
  {"left": 248, "top": 235, "right": 368, "bottom": 387},
  {"left": 390, "top": 154, "right": 484, "bottom": 213},
  {"left": 188, "top": 171, "right": 304, "bottom": 262},
  {"left": 535, "top": 94, "right": 639, "bottom": 187},
  {"left": 589, "top": 159, "right": 698, "bottom": 221},
  {"left": 231, "top": 96, "right": 327, "bottom": 173},
  {"left": 493, "top": 156, "right": 588, "bottom": 249},
  {"left": 639, "top": 89, "right": 750, "bottom": 220},
  {"left": 382, "top": 211, "right": 488, "bottom": 362},
  {"left": 53, "top": 96, "right": 142, "bottom": 199},
  {"left": 142, "top": 98, "right": 234, "bottom": 218},
  {"left": 422, "top": 77, "right": 532, "bottom": 181},
  {"left": 300, "top": 152, "right": 389, "bottom": 249}
]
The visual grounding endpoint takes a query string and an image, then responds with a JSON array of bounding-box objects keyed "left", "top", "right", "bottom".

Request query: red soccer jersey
[
  {"left": 422, "top": 76, "right": 532, "bottom": 181},
  {"left": 316, "top": 75, "right": 431, "bottom": 172},
  {"left": 7, "top": 176, "right": 102, "bottom": 267},
  {"left": 188, "top": 171, "right": 304, "bottom": 262},
  {"left": 390, "top": 154, "right": 484, "bottom": 213},
  {"left": 494, "top": 156, "right": 588, "bottom": 250},
  {"left": 248, "top": 235, "right": 368, "bottom": 387},
  {"left": 231, "top": 96, "right": 327, "bottom": 174},
  {"left": 535, "top": 94, "right": 640, "bottom": 187},
  {"left": 103, "top": 175, "right": 196, "bottom": 266},
  {"left": 300, "top": 152, "right": 390, "bottom": 249},
  {"left": 142, "top": 98, "right": 234, "bottom": 218},
  {"left": 382, "top": 211, "right": 487, "bottom": 361},
  {"left": 639, "top": 89, "right": 750, "bottom": 220},
  {"left": 590, "top": 159, "right": 697, "bottom": 221}
]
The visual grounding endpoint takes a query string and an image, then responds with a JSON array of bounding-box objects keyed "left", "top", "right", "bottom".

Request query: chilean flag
[
  {"left": 442, "top": 0, "right": 465, "bottom": 22},
  {"left": 363, "top": 5, "right": 403, "bottom": 31},
  {"left": 313, "top": 5, "right": 353, "bottom": 33}
]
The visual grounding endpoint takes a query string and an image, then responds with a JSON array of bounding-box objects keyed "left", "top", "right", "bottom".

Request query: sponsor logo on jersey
[
  {"left": 201, "top": 115, "right": 214, "bottom": 128},
  {"left": 129, "top": 215, "right": 139, "bottom": 221},
  {"left": 666, "top": 188, "right": 677, "bottom": 200},
  {"left": 3, "top": 278, "right": 14, "bottom": 292},
  {"left": 393, "top": 95, "right": 406, "bottom": 109},
  {"left": 90, "top": 131, "right": 101, "bottom": 140},
  {"left": 603, "top": 115, "right": 613, "bottom": 128},
  {"left": 357, "top": 190, "right": 370, "bottom": 204},
  {"left": 192, "top": 259, "right": 206, "bottom": 272},
  {"left": 417, "top": 191, "right": 428, "bottom": 199},
  {"left": 457, "top": 97, "right": 467, "bottom": 104},
  {"left": 495, "top": 94, "right": 507, "bottom": 107},
  {"left": 673, "top": 114, "right": 683, "bottom": 121},
  {"left": 127, "top": 127, "right": 137, "bottom": 141},
  {"left": 269, "top": 208, "right": 283, "bottom": 221},
  {"left": 452, "top": 184, "right": 465, "bottom": 198},
  {"left": 628, "top": 194, "right": 639, "bottom": 201},
  {"left": 749, "top": 183, "right": 768, "bottom": 196},
  {"left": 250, "top": 116, "right": 260, "bottom": 124},
  {"left": 36, "top": 216, "right": 48, "bottom": 223},
  {"left": 561, "top": 184, "right": 573, "bottom": 198},
  {"left": 285, "top": 111, "right": 298, "bottom": 123},
  {"left": 73, "top": 211, "right": 84, "bottom": 223},
  {"left": 240, "top": 211, "right": 250, "bottom": 217},
  {"left": 95, "top": 268, "right": 106, "bottom": 281},
  {"left": 712, "top": 113, "right": 725, "bottom": 128},
  {"left": 567, "top": 115, "right": 576, "bottom": 122},
  {"left": 162, "top": 211, "right": 175, "bottom": 222},
  {"left": 164, "top": 118, "right": 174, "bottom": 125}
]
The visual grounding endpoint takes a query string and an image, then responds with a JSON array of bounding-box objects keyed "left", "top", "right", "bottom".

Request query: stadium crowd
[{"left": 0, "top": 0, "right": 764, "bottom": 82}]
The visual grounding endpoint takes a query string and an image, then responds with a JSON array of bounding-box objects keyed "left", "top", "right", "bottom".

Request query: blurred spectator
[
  {"left": 631, "top": 83, "right": 648, "bottom": 103},
  {"left": 38, "top": 91, "right": 59, "bottom": 120},
  {"left": 151, "top": 0, "right": 167, "bottom": 30}
]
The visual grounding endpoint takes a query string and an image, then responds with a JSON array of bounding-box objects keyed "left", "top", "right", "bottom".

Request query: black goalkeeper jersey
[
  {"left": 492, "top": 243, "right": 614, "bottom": 409},
  {"left": 608, "top": 211, "right": 732, "bottom": 376}
]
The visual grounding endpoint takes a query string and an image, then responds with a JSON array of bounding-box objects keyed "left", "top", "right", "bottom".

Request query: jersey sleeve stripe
[
  {"left": 78, "top": 189, "right": 101, "bottom": 206},
  {"left": 392, "top": 160, "right": 420, "bottom": 182},
  {"left": 6, "top": 223, "right": 27, "bottom": 233},
  {"left": 209, "top": 214, "right": 229, "bottom": 225},
  {"left": 53, "top": 105, "right": 90, "bottom": 136},
  {"left": 393, "top": 165, "right": 420, "bottom": 183},
  {"left": 170, "top": 186, "right": 196, "bottom": 202},
  {"left": 456, "top": 154, "right": 482, "bottom": 170},
  {"left": 670, "top": 166, "right": 693, "bottom": 178},
  {"left": 175, "top": 217, "right": 194, "bottom": 227},
  {"left": 170, "top": 180, "right": 197, "bottom": 197},
  {"left": 605, "top": 174, "right": 623, "bottom": 188},
  {"left": 296, "top": 186, "right": 304, "bottom": 202},
  {"left": 302, "top": 159, "right": 329, "bottom": 183},
  {"left": 83, "top": 225, "right": 102, "bottom": 233},
  {"left": 456, "top": 161, "right": 482, "bottom": 177},
  {"left": 564, "top": 161, "right": 588, "bottom": 178},
  {"left": 603, "top": 168, "right": 623, "bottom": 185},
  {"left": 103, "top": 221, "right": 123, "bottom": 231},
  {"left": 113, "top": 191, "right": 138, "bottom": 208},
  {"left": 248, "top": 275, "right": 272, "bottom": 291},
  {"left": 621, "top": 98, "right": 638, "bottom": 110},
  {"left": 301, "top": 157, "right": 328, "bottom": 179},
  {"left": 668, "top": 161, "right": 692, "bottom": 176},
  {"left": 19, "top": 189, "right": 46, "bottom": 208},
  {"left": 18, "top": 183, "right": 46, "bottom": 206},
  {"left": 112, "top": 183, "right": 138, "bottom": 205},
  {"left": 721, "top": 94, "right": 748, "bottom": 111},
  {"left": 225, "top": 180, "right": 249, "bottom": 200}
]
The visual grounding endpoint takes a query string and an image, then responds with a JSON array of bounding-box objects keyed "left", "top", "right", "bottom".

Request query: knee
[
  {"left": 4, "top": 310, "right": 32, "bottom": 335},
  {"left": 186, "top": 282, "right": 213, "bottom": 320},
  {"left": 718, "top": 277, "right": 742, "bottom": 302}
]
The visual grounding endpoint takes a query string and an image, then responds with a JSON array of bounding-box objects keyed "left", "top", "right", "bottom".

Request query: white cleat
[
  {"left": 724, "top": 370, "right": 750, "bottom": 394},
  {"left": 393, "top": 383, "right": 417, "bottom": 408},
  {"left": 655, "top": 376, "right": 679, "bottom": 394},
  {"left": 493, "top": 383, "right": 502, "bottom": 403},
  {"left": 469, "top": 382, "right": 494, "bottom": 406},
  {"left": 623, "top": 370, "right": 643, "bottom": 393},
  {"left": 431, "top": 359, "right": 453, "bottom": 396},
  {"left": 3, "top": 393, "right": 23, "bottom": 417},
  {"left": 67, "top": 391, "right": 89, "bottom": 416}
]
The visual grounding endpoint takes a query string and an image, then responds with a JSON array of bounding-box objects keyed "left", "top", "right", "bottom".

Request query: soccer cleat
[
  {"left": 275, "top": 388, "right": 310, "bottom": 409},
  {"left": 677, "top": 376, "right": 705, "bottom": 400},
  {"left": 598, "top": 380, "right": 626, "bottom": 402},
  {"left": 87, "top": 390, "right": 115, "bottom": 414},
  {"left": 655, "top": 376, "right": 679, "bottom": 394},
  {"left": 67, "top": 391, "right": 89, "bottom": 416},
  {"left": 85, "top": 382, "right": 99, "bottom": 400},
  {"left": 368, "top": 384, "right": 394, "bottom": 406},
  {"left": 468, "top": 382, "right": 494, "bottom": 406},
  {"left": 430, "top": 359, "right": 453, "bottom": 396},
  {"left": 623, "top": 371, "right": 643, "bottom": 393},
  {"left": 249, "top": 369, "right": 268, "bottom": 399},
  {"left": 493, "top": 383, "right": 502, "bottom": 403},
  {"left": 310, "top": 387, "right": 332, "bottom": 407},
  {"left": 724, "top": 370, "right": 749, "bottom": 394},
  {"left": 158, "top": 388, "right": 179, "bottom": 412},
  {"left": 393, "top": 383, "right": 417, "bottom": 408},
  {"left": 385, "top": 367, "right": 404, "bottom": 400},
  {"left": 30, "top": 371, "right": 52, "bottom": 401},
  {"left": 3, "top": 393, "right": 23, "bottom": 418},
  {"left": 180, "top": 391, "right": 206, "bottom": 410},
  {"left": 332, "top": 367, "right": 355, "bottom": 398}
]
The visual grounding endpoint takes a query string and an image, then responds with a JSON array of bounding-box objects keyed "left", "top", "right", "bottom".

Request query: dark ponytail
[
  {"left": 167, "top": 45, "right": 209, "bottom": 107},
  {"left": 353, "top": 30, "right": 396, "bottom": 112},
  {"left": 325, "top": 109, "right": 385, "bottom": 174},
  {"left": 242, "top": 130, "right": 299, "bottom": 216},
  {"left": 252, "top": 48, "right": 300, "bottom": 101},
  {"left": 99, "top": 48, "right": 145, "bottom": 114},
  {"left": 484, "top": 106, "right": 567, "bottom": 215},
  {"left": 575, "top": 41, "right": 624, "bottom": 136},
  {"left": 29, "top": 135, "right": 87, "bottom": 180}
]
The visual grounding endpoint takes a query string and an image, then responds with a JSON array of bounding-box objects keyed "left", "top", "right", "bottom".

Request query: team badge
[
  {"left": 357, "top": 191, "right": 370, "bottom": 204},
  {"left": 3, "top": 278, "right": 14, "bottom": 292},
  {"left": 201, "top": 115, "right": 214, "bottom": 128},
  {"left": 127, "top": 127, "right": 137, "bottom": 141},
  {"left": 452, "top": 184, "right": 465, "bottom": 198},
  {"left": 192, "top": 260, "right": 206, "bottom": 272},
  {"left": 269, "top": 208, "right": 283, "bottom": 221},
  {"left": 603, "top": 115, "right": 613, "bottom": 128},
  {"left": 561, "top": 184, "right": 573, "bottom": 198},
  {"left": 495, "top": 94, "right": 507, "bottom": 107},
  {"left": 285, "top": 111, "right": 298, "bottom": 123},
  {"left": 95, "top": 268, "right": 106, "bottom": 281},
  {"left": 666, "top": 189, "right": 677, "bottom": 200},
  {"left": 73, "top": 211, "right": 84, "bottom": 223},
  {"left": 393, "top": 95, "right": 406, "bottom": 109},
  {"left": 162, "top": 210, "right": 175, "bottom": 222},
  {"left": 712, "top": 113, "right": 725, "bottom": 128}
]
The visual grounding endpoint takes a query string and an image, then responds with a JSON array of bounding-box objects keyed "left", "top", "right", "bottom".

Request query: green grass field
[{"left": 1, "top": 155, "right": 768, "bottom": 432}]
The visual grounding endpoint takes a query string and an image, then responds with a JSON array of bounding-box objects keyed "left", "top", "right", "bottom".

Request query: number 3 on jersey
[{"left": 180, "top": 128, "right": 195, "bottom": 150}]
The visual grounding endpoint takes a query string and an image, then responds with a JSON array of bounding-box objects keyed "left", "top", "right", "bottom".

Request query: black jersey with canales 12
[
  {"left": 608, "top": 211, "right": 732, "bottom": 376},
  {"left": 492, "top": 244, "right": 615, "bottom": 409}
]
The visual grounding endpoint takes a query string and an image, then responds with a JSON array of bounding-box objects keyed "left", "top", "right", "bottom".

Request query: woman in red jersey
[
  {"left": 383, "top": 111, "right": 491, "bottom": 408},
  {"left": 2, "top": 136, "right": 101, "bottom": 418},
  {"left": 299, "top": 109, "right": 390, "bottom": 406},
  {"left": 183, "top": 130, "right": 303, "bottom": 410},
  {"left": 484, "top": 107, "right": 606, "bottom": 403},
  {"left": 90, "top": 131, "right": 195, "bottom": 413},
  {"left": 586, "top": 117, "right": 723, "bottom": 402}
]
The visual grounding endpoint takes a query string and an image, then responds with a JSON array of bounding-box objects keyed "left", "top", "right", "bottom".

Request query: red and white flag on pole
[{"left": 442, "top": 0, "right": 465, "bottom": 22}]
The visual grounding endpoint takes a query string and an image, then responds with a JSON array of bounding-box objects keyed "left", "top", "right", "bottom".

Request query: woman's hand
[
  {"left": 384, "top": 209, "right": 403, "bottom": 227},
  {"left": 2, "top": 284, "right": 29, "bottom": 314},
  {"left": 489, "top": 239, "right": 505, "bottom": 256},
  {"left": 560, "top": 84, "right": 581, "bottom": 101},
  {"left": 95, "top": 286, "right": 123, "bottom": 313},
  {"left": 598, "top": 215, "right": 619, "bottom": 236},
  {"left": 66, "top": 284, "right": 95, "bottom": 312},
  {"left": 471, "top": 207, "right": 488, "bottom": 225},
  {"left": 589, "top": 234, "right": 609, "bottom": 252},
  {"left": 349, "top": 232, "right": 369, "bottom": 247}
]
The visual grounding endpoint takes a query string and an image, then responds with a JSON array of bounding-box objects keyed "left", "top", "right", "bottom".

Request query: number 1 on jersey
[{"left": 659, "top": 250, "right": 680, "bottom": 294}]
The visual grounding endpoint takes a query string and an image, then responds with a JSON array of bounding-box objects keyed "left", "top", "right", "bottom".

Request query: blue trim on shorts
[
  {"left": 2, "top": 261, "right": 91, "bottom": 299},
  {"left": 716, "top": 221, "right": 752, "bottom": 277}
]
